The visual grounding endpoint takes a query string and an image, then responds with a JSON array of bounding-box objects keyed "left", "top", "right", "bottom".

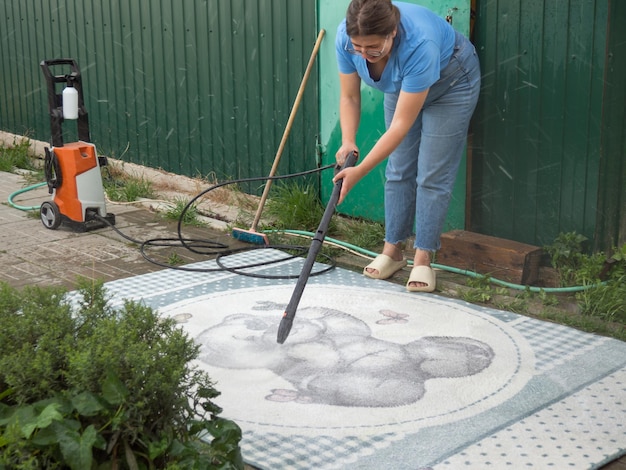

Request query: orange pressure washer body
[{"left": 48, "top": 142, "right": 111, "bottom": 226}]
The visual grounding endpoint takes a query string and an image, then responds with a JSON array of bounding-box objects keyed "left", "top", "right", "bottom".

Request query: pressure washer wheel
[{"left": 40, "top": 201, "right": 62, "bottom": 230}]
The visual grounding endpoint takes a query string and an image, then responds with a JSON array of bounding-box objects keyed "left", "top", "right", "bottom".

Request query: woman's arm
[
  {"left": 358, "top": 89, "right": 428, "bottom": 173},
  {"left": 334, "top": 88, "right": 429, "bottom": 203},
  {"left": 336, "top": 72, "right": 362, "bottom": 164}
]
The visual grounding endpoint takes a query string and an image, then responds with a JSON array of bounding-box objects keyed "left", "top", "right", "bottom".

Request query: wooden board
[{"left": 438, "top": 230, "right": 543, "bottom": 285}]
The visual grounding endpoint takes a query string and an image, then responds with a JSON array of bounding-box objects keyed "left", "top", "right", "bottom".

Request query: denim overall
[{"left": 383, "top": 31, "right": 481, "bottom": 251}]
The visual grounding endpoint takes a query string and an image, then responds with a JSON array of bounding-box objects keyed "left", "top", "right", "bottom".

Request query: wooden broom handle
[{"left": 250, "top": 29, "right": 326, "bottom": 231}]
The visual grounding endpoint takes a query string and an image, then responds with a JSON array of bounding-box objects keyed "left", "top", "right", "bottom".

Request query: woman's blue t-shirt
[{"left": 336, "top": 2, "right": 456, "bottom": 93}]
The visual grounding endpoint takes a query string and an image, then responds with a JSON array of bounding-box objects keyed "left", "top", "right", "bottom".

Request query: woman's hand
[
  {"left": 335, "top": 144, "right": 359, "bottom": 167},
  {"left": 333, "top": 165, "right": 366, "bottom": 205}
]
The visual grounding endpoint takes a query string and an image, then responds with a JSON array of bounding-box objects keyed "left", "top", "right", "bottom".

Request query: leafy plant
[
  {"left": 542, "top": 232, "right": 609, "bottom": 287},
  {"left": 536, "top": 288, "right": 559, "bottom": 307},
  {"left": 168, "top": 252, "right": 185, "bottom": 266},
  {"left": 575, "top": 245, "right": 626, "bottom": 323},
  {"left": 545, "top": 233, "right": 626, "bottom": 324},
  {"left": 606, "top": 243, "right": 626, "bottom": 279},
  {"left": 0, "top": 279, "right": 243, "bottom": 469},
  {"left": 459, "top": 274, "right": 495, "bottom": 303},
  {"left": 544, "top": 232, "right": 589, "bottom": 286}
]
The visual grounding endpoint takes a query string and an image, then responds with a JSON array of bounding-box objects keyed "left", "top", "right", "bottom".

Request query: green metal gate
[{"left": 317, "top": 0, "right": 472, "bottom": 230}]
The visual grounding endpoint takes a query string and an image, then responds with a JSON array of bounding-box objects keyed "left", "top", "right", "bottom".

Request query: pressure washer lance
[{"left": 277, "top": 151, "right": 358, "bottom": 344}]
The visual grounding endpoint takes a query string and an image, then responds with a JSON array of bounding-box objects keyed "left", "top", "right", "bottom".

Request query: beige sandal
[
  {"left": 363, "top": 254, "right": 407, "bottom": 279},
  {"left": 406, "top": 265, "right": 436, "bottom": 292}
]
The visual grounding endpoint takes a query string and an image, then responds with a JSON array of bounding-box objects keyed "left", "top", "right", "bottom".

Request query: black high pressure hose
[{"left": 96, "top": 164, "right": 338, "bottom": 279}]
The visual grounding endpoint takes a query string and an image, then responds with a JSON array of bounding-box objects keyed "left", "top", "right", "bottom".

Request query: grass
[
  {"left": 534, "top": 305, "right": 626, "bottom": 342},
  {"left": 102, "top": 163, "right": 207, "bottom": 227},
  {"left": 337, "top": 217, "right": 386, "bottom": 253},
  {"left": 263, "top": 180, "right": 386, "bottom": 253},
  {"left": 265, "top": 181, "right": 336, "bottom": 234},
  {"left": 0, "top": 139, "right": 35, "bottom": 172},
  {"left": 454, "top": 274, "right": 626, "bottom": 341},
  {"left": 102, "top": 165, "right": 157, "bottom": 202},
  {"left": 576, "top": 275, "right": 626, "bottom": 323},
  {"left": 167, "top": 252, "right": 185, "bottom": 266},
  {"left": 0, "top": 140, "right": 155, "bottom": 204},
  {"left": 202, "top": 171, "right": 258, "bottom": 210},
  {"left": 163, "top": 197, "right": 206, "bottom": 227},
  {"left": 544, "top": 233, "right": 626, "bottom": 325}
]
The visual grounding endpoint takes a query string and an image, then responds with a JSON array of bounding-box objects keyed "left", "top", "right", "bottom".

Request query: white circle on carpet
[{"left": 161, "top": 284, "right": 535, "bottom": 437}]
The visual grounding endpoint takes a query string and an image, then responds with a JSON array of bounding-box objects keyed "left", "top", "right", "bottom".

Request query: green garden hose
[
  {"left": 267, "top": 229, "right": 606, "bottom": 294},
  {"left": 7, "top": 182, "right": 46, "bottom": 211},
  {"left": 7, "top": 182, "right": 603, "bottom": 294}
]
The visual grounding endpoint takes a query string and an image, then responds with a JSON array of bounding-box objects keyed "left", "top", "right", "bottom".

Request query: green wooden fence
[{"left": 0, "top": 0, "right": 320, "bottom": 193}]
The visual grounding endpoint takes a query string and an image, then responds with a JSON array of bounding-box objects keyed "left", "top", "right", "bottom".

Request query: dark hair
[{"left": 345, "top": 0, "right": 400, "bottom": 37}]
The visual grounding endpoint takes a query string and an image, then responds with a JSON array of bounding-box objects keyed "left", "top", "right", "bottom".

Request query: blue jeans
[{"left": 383, "top": 31, "right": 481, "bottom": 252}]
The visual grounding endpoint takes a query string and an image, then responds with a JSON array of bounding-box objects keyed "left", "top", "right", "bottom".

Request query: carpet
[{"left": 98, "top": 248, "right": 626, "bottom": 469}]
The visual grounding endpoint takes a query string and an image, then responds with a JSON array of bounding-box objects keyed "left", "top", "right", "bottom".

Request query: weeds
[
  {"left": 544, "top": 234, "right": 626, "bottom": 326},
  {"left": 460, "top": 275, "right": 495, "bottom": 303},
  {"left": 263, "top": 181, "right": 387, "bottom": 254},
  {"left": 4, "top": 138, "right": 624, "bottom": 338},
  {"left": 337, "top": 217, "right": 385, "bottom": 252},
  {"left": 493, "top": 296, "right": 528, "bottom": 314},
  {"left": 537, "top": 289, "right": 560, "bottom": 307},
  {"left": 544, "top": 232, "right": 605, "bottom": 286},
  {"left": 455, "top": 234, "right": 626, "bottom": 335},
  {"left": 168, "top": 252, "right": 185, "bottom": 266},
  {"left": 102, "top": 166, "right": 156, "bottom": 202},
  {"left": 102, "top": 163, "right": 205, "bottom": 227},
  {"left": 164, "top": 197, "right": 205, "bottom": 227},
  {"left": 0, "top": 139, "right": 35, "bottom": 172},
  {"left": 576, "top": 275, "right": 626, "bottom": 323},
  {"left": 265, "top": 181, "right": 337, "bottom": 234},
  {"left": 264, "top": 186, "right": 626, "bottom": 334}
]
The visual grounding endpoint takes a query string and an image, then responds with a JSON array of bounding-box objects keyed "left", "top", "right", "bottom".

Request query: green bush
[{"left": 0, "top": 280, "right": 243, "bottom": 469}]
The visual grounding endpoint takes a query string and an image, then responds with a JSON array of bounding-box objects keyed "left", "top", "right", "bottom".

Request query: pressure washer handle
[
  {"left": 40, "top": 58, "right": 90, "bottom": 147},
  {"left": 276, "top": 151, "right": 358, "bottom": 344},
  {"left": 334, "top": 150, "right": 358, "bottom": 176}
]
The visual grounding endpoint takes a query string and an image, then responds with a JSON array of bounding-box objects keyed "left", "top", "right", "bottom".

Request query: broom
[{"left": 232, "top": 29, "right": 325, "bottom": 245}]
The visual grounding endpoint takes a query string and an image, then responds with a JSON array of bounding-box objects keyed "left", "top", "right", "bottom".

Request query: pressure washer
[{"left": 39, "top": 58, "right": 114, "bottom": 232}]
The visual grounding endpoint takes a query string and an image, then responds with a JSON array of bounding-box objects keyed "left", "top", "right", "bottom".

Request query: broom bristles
[{"left": 231, "top": 227, "right": 269, "bottom": 245}]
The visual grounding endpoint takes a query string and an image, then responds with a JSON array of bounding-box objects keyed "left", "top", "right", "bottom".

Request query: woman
[{"left": 333, "top": 0, "right": 480, "bottom": 292}]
